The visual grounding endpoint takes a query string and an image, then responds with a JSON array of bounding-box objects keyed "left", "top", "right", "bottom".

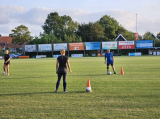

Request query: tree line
[{"left": 9, "top": 12, "right": 160, "bottom": 45}]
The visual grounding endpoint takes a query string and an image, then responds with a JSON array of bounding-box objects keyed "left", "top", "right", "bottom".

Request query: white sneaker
[{"left": 7, "top": 74, "right": 9, "bottom": 76}]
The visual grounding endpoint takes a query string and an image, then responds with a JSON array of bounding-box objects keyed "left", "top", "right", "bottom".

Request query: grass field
[{"left": 0, "top": 56, "right": 160, "bottom": 119}]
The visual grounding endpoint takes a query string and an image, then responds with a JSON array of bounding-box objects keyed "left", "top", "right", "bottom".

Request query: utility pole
[
  {"left": 136, "top": 14, "right": 137, "bottom": 34},
  {"left": 135, "top": 14, "right": 137, "bottom": 52}
]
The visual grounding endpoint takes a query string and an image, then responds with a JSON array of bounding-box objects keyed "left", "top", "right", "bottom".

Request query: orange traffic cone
[
  {"left": 121, "top": 67, "right": 124, "bottom": 75},
  {"left": 86, "top": 79, "right": 92, "bottom": 92}
]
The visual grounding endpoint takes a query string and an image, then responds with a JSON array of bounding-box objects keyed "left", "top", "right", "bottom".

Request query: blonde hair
[
  {"left": 60, "top": 49, "right": 65, "bottom": 55},
  {"left": 5, "top": 50, "right": 9, "bottom": 54}
]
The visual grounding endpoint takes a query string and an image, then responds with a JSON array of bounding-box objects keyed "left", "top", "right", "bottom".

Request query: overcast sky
[{"left": 0, "top": 0, "right": 160, "bottom": 36}]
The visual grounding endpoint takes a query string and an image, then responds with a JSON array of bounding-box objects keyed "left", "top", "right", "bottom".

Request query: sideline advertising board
[
  {"left": 36, "top": 55, "right": 47, "bottom": 58},
  {"left": 119, "top": 41, "right": 134, "bottom": 49},
  {"left": 53, "top": 43, "right": 67, "bottom": 51},
  {"left": 129, "top": 52, "right": 142, "bottom": 56},
  {"left": 38, "top": 44, "right": 52, "bottom": 52},
  {"left": 25, "top": 45, "right": 37, "bottom": 52},
  {"left": 71, "top": 54, "right": 83, "bottom": 57},
  {"left": 0, "top": 56, "right": 4, "bottom": 59},
  {"left": 53, "top": 55, "right": 61, "bottom": 58},
  {"left": 92, "top": 54, "right": 96, "bottom": 56},
  {"left": 69, "top": 43, "right": 84, "bottom": 51},
  {"left": 157, "top": 52, "right": 160, "bottom": 55},
  {"left": 136, "top": 40, "right": 153, "bottom": 48},
  {"left": 102, "top": 42, "right": 117, "bottom": 49},
  {"left": 86, "top": 42, "right": 100, "bottom": 50},
  {"left": 153, "top": 52, "right": 156, "bottom": 55}
]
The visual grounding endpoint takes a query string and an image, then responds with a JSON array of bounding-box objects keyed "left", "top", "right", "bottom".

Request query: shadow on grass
[
  {"left": 0, "top": 91, "right": 86, "bottom": 96},
  {"left": 0, "top": 76, "right": 57, "bottom": 80},
  {"left": 70, "top": 74, "right": 107, "bottom": 76},
  {"left": 70, "top": 74, "right": 121, "bottom": 76}
]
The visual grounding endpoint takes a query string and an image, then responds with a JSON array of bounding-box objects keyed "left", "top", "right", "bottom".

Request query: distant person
[
  {"left": 105, "top": 49, "right": 116, "bottom": 74},
  {"left": 55, "top": 49, "right": 72, "bottom": 92},
  {"left": 3, "top": 50, "right": 10, "bottom": 76}
]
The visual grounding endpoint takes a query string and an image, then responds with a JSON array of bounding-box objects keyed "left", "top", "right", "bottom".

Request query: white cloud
[
  {"left": 0, "top": 6, "right": 25, "bottom": 24},
  {"left": 11, "top": 8, "right": 52, "bottom": 25},
  {"left": 0, "top": 25, "right": 13, "bottom": 36},
  {"left": 0, "top": 6, "right": 160, "bottom": 36}
]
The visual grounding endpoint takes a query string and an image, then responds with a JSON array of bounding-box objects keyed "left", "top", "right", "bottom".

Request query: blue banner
[
  {"left": 129, "top": 52, "right": 141, "bottom": 56},
  {"left": 137, "top": 40, "right": 153, "bottom": 48},
  {"left": 86, "top": 42, "right": 100, "bottom": 50}
]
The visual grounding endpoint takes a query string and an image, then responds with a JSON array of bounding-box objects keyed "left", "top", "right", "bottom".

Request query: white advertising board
[
  {"left": 92, "top": 54, "right": 96, "bottom": 56},
  {"left": 25, "top": 45, "right": 37, "bottom": 52},
  {"left": 36, "top": 55, "right": 47, "bottom": 58},
  {"left": 153, "top": 52, "right": 156, "bottom": 55},
  {"left": 102, "top": 42, "right": 117, "bottom": 49},
  {"left": 157, "top": 52, "right": 160, "bottom": 55},
  {"left": 0, "top": 56, "right": 4, "bottom": 59},
  {"left": 149, "top": 51, "right": 152, "bottom": 55},
  {"left": 38, "top": 44, "right": 52, "bottom": 52},
  {"left": 71, "top": 54, "right": 83, "bottom": 57},
  {"left": 53, "top": 43, "right": 67, "bottom": 51}
]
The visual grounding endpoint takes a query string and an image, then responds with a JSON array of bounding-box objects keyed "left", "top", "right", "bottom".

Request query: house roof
[
  {"left": 0, "top": 36, "right": 22, "bottom": 48},
  {"left": 151, "top": 33, "right": 159, "bottom": 40},
  {"left": 115, "top": 34, "right": 127, "bottom": 41}
]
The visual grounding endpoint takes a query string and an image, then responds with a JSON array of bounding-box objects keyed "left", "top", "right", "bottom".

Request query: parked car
[
  {"left": 15, "top": 53, "right": 22, "bottom": 56},
  {"left": 10, "top": 54, "right": 19, "bottom": 58}
]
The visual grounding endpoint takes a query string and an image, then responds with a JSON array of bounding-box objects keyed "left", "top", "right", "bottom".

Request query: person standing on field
[
  {"left": 55, "top": 49, "right": 72, "bottom": 92},
  {"left": 105, "top": 49, "right": 116, "bottom": 74},
  {"left": 3, "top": 50, "right": 10, "bottom": 76}
]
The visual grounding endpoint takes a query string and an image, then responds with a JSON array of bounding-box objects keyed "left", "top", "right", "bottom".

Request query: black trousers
[
  {"left": 57, "top": 68, "right": 67, "bottom": 81},
  {"left": 56, "top": 68, "right": 67, "bottom": 91}
]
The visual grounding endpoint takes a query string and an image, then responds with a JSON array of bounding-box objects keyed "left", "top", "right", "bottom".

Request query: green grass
[{"left": 0, "top": 56, "right": 160, "bottom": 119}]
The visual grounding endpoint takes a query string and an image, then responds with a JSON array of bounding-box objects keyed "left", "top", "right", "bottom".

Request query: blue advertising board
[
  {"left": 129, "top": 52, "right": 141, "bottom": 56},
  {"left": 86, "top": 42, "right": 100, "bottom": 50},
  {"left": 137, "top": 40, "right": 153, "bottom": 48}
]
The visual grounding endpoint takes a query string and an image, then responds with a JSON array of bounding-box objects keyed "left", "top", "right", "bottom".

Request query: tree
[
  {"left": 143, "top": 31, "right": 155, "bottom": 40},
  {"left": 42, "top": 12, "right": 78, "bottom": 40},
  {"left": 157, "top": 32, "right": 160, "bottom": 39},
  {"left": 29, "top": 32, "right": 62, "bottom": 44},
  {"left": 77, "top": 22, "right": 105, "bottom": 42},
  {"left": 42, "top": 12, "right": 61, "bottom": 37},
  {"left": 99, "top": 15, "right": 119, "bottom": 40},
  {"left": 63, "top": 34, "right": 82, "bottom": 42},
  {"left": 122, "top": 31, "right": 136, "bottom": 41},
  {"left": 138, "top": 35, "right": 143, "bottom": 40},
  {"left": 116, "top": 25, "right": 138, "bottom": 40},
  {"left": 9, "top": 25, "right": 31, "bottom": 44},
  {"left": 61, "top": 15, "right": 79, "bottom": 37}
]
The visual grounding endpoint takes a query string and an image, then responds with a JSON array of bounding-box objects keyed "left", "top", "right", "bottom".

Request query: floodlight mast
[{"left": 136, "top": 14, "right": 137, "bottom": 34}]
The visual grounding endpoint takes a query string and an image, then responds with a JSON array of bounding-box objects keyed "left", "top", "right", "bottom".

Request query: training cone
[
  {"left": 86, "top": 79, "right": 92, "bottom": 92},
  {"left": 121, "top": 67, "right": 124, "bottom": 75}
]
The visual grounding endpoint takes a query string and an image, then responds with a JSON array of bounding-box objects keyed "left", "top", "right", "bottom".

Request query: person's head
[
  {"left": 107, "top": 49, "right": 110, "bottom": 53},
  {"left": 5, "top": 50, "right": 9, "bottom": 54},
  {"left": 60, "top": 49, "right": 65, "bottom": 55}
]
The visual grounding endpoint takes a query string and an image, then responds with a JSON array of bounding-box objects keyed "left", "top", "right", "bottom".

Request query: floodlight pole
[
  {"left": 136, "top": 14, "right": 137, "bottom": 34},
  {"left": 135, "top": 14, "right": 137, "bottom": 52}
]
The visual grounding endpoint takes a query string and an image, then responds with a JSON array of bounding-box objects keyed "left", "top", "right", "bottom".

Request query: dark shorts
[
  {"left": 4, "top": 62, "right": 10, "bottom": 65},
  {"left": 107, "top": 63, "right": 113, "bottom": 67}
]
